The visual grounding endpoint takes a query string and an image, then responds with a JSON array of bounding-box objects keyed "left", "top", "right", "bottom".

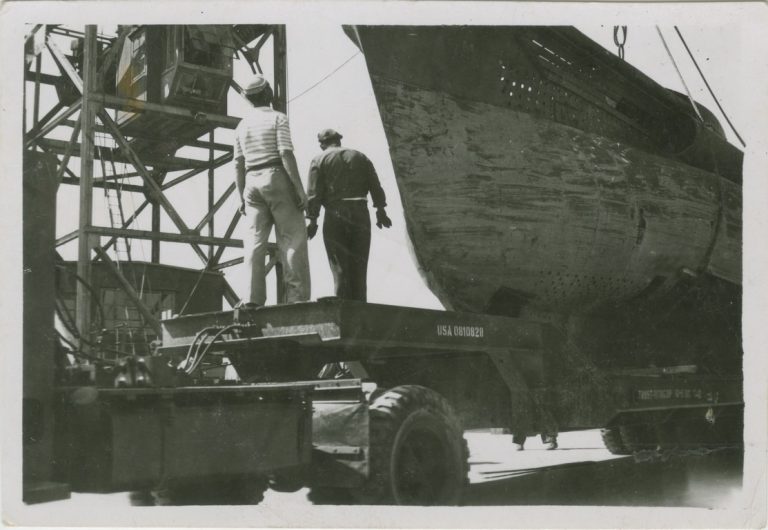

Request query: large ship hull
[{"left": 347, "top": 26, "right": 742, "bottom": 368}]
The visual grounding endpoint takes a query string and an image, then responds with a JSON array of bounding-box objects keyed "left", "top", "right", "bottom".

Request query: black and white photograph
[{"left": 3, "top": 1, "right": 767, "bottom": 528}]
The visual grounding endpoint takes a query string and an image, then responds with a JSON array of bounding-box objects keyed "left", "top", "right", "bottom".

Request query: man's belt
[
  {"left": 326, "top": 197, "right": 368, "bottom": 209},
  {"left": 246, "top": 159, "right": 283, "bottom": 172}
]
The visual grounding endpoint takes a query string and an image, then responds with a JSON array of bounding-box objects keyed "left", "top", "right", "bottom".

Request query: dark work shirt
[{"left": 307, "top": 147, "right": 387, "bottom": 219}]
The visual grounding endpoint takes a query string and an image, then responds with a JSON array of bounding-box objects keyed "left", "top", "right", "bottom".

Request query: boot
[{"left": 541, "top": 433, "right": 558, "bottom": 450}]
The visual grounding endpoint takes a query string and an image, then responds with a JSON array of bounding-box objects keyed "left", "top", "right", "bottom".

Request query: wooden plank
[
  {"left": 87, "top": 226, "right": 243, "bottom": 247},
  {"left": 24, "top": 70, "right": 60, "bottom": 86},
  {"left": 56, "top": 230, "right": 79, "bottom": 247},
  {"left": 31, "top": 101, "right": 65, "bottom": 138},
  {"left": 210, "top": 257, "right": 243, "bottom": 271},
  {"left": 38, "top": 137, "right": 210, "bottom": 170},
  {"left": 195, "top": 182, "right": 235, "bottom": 233},
  {"left": 161, "top": 152, "right": 232, "bottom": 190},
  {"left": 25, "top": 99, "right": 82, "bottom": 148},
  {"left": 221, "top": 280, "right": 240, "bottom": 308},
  {"left": 96, "top": 94, "right": 240, "bottom": 129},
  {"left": 55, "top": 120, "right": 80, "bottom": 183},
  {"left": 186, "top": 138, "right": 233, "bottom": 152},
  {"left": 60, "top": 176, "right": 144, "bottom": 193},
  {"left": 46, "top": 37, "right": 83, "bottom": 93}
]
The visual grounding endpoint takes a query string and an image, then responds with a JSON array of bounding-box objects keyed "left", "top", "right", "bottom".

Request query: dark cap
[{"left": 317, "top": 129, "right": 343, "bottom": 143}]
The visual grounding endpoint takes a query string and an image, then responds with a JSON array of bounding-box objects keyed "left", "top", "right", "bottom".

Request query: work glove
[
  {"left": 307, "top": 219, "right": 318, "bottom": 240},
  {"left": 376, "top": 208, "right": 392, "bottom": 229}
]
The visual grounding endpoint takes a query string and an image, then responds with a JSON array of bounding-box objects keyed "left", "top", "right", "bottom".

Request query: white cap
[{"left": 243, "top": 74, "right": 270, "bottom": 96}]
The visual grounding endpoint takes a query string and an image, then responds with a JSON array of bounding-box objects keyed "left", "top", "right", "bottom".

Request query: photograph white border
[{"left": 2, "top": 2, "right": 766, "bottom": 528}]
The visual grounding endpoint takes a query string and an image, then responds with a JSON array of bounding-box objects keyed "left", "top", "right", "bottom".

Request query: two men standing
[{"left": 233, "top": 74, "right": 390, "bottom": 306}]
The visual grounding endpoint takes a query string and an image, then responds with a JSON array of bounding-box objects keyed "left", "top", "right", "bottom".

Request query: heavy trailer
[{"left": 40, "top": 299, "right": 742, "bottom": 506}]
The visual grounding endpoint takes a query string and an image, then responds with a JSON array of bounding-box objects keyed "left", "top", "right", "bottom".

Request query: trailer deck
[{"left": 159, "top": 298, "right": 552, "bottom": 357}]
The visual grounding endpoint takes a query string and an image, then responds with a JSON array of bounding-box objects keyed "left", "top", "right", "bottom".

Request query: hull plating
[{"left": 349, "top": 26, "right": 742, "bottom": 366}]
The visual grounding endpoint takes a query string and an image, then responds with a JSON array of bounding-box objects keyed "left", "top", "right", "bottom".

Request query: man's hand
[
  {"left": 307, "top": 219, "right": 318, "bottom": 240},
  {"left": 296, "top": 188, "right": 308, "bottom": 212},
  {"left": 376, "top": 208, "right": 392, "bottom": 229},
  {"left": 238, "top": 199, "right": 246, "bottom": 216}
]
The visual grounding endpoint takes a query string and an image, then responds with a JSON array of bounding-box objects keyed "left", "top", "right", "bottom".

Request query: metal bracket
[{"left": 313, "top": 444, "right": 364, "bottom": 458}]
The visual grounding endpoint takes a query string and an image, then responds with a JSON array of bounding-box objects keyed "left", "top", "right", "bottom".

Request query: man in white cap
[{"left": 233, "top": 73, "right": 310, "bottom": 307}]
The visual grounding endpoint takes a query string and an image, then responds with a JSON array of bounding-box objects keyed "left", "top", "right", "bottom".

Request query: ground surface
[{"left": 35, "top": 429, "right": 744, "bottom": 511}]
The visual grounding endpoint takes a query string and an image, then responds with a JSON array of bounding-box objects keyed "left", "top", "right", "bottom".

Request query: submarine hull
[{"left": 348, "top": 26, "right": 742, "bottom": 368}]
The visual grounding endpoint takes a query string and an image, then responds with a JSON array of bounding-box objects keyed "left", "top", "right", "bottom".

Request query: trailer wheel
[
  {"left": 150, "top": 476, "right": 268, "bottom": 505},
  {"left": 307, "top": 486, "right": 354, "bottom": 505},
  {"left": 600, "top": 427, "right": 631, "bottom": 455},
  {"left": 355, "top": 385, "right": 468, "bottom": 505},
  {"left": 619, "top": 422, "right": 658, "bottom": 453}
]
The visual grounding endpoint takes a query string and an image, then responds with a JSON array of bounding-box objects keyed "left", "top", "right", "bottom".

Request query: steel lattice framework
[{"left": 23, "top": 24, "right": 288, "bottom": 352}]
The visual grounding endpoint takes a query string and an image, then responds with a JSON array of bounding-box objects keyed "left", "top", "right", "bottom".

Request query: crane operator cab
[{"left": 114, "top": 25, "right": 235, "bottom": 156}]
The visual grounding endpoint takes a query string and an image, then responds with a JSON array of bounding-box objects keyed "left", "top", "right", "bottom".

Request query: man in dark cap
[
  {"left": 306, "top": 129, "right": 391, "bottom": 302},
  {"left": 233, "top": 73, "right": 310, "bottom": 308}
]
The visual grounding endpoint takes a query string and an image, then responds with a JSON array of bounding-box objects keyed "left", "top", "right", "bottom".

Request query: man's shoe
[
  {"left": 545, "top": 440, "right": 558, "bottom": 450},
  {"left": 513, "top": 443, "right": 525, "bottom": 451}
]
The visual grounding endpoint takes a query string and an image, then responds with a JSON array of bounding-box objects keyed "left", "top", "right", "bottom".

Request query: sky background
[{"left": 38, "top": 22, "right": 747, "bottom": 311}]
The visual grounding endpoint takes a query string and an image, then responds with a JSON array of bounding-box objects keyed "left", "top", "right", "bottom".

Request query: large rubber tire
[
  {"left": 306, "top": 486, "right": 355, "bottom": 505},
  {"left": 619, "top": 422, "right": 658, "bottom": 453},
  {"left": 600, "top": 427, "right": 631, "bottom": 455},
  {"left": 353, "top": 385, "right": 468, "bottom": 505}
]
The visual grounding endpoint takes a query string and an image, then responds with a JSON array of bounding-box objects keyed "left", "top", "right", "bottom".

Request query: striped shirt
[{"left": 233, "top": 107, "right": 294, "bottom": 168}]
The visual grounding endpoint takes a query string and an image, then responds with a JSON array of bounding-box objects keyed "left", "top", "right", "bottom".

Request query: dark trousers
[{"left": 323, "top": 202, "right": 371, "bottom": 302}]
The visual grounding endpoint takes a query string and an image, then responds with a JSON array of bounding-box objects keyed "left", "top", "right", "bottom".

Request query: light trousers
[{"left": 243, "top": 167, "right": 310, "bottom": 305}]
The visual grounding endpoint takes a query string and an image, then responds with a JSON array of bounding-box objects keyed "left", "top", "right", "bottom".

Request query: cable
[
  {"left": 673, "top": 26, "right": 746, "bottom": 148},
  {"left": 185, "top": 325, "right": 243, "bottom": 375},
  {"left": 288, "top": 52, "right": 361, "bottom": 103},
  {"left": 188, "top": 325, "right": 241, "bottom": 375},
  {"left": 180, "top": 327, "right": 219, "bottom": 373},
  {"left": 55, "top": 263, "right": 106, "bottom": 329},
  {"left": 655, "top": 26, "right": 704, "bottom": 123},
  {"left": 55, "top": 329, "right": 120, "bottom": 364},
  {"left": 55, "top": 294, "right": 136, "bottom": 358}
]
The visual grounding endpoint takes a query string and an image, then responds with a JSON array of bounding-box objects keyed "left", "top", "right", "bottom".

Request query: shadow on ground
[{"left": 464, "top": 449, "right": 743, "bottom": 507}]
